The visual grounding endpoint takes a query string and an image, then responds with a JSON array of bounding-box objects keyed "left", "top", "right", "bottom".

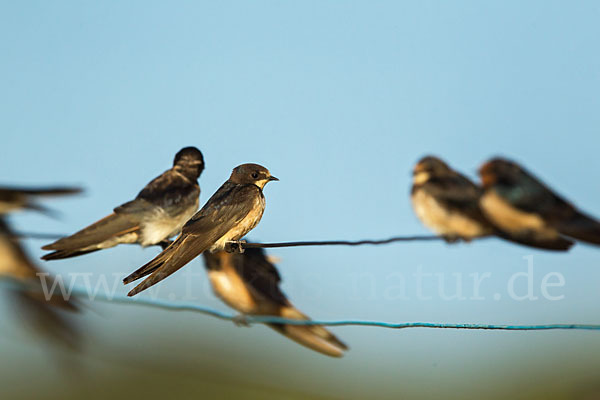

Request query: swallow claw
[
  {"left": 225, "top": 240, "right": 246, "bottom": 254},
  {"left": 232, "top": 314, "right": 250, "bottom": 327},
  {"left": 442, "top": 235, "right": 461, "bottom": 244}
]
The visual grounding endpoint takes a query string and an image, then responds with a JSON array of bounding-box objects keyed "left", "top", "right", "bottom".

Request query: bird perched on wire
[
  {"left": 203, "top": 247, "right": 348, "bottom": 357},
  {"left": 411, "top": 156, "right": 494, "bottom": 242},
  {"left": 0, "top": 186, "right": 82, "bottom": 216},
  {"left": 479, "top": 157, "right": 600, "bottom": 248},
  {"left": 41, "top": 147, "right": 205, "bottom": 260},
  {"left": 123, "top": 163, "right": 278, "bottom": 297},
  {"left": 0, "top": 216, "right": 81, "bottom": 350},
  {"left": 411, "top": 156, "right": 573, "bottom": 251}
]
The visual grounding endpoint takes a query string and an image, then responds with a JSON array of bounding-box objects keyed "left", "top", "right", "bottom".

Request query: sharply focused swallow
[
  {"left": 123, "top": 163, "right": 278, "bottom": 297},
  {"left": 478, "top": 157, "right": 600, "bottom": 249},
  {"left": 0, "top": 186, "right": 82, "bottom": 216},
  {"left": 203, "top": 248, "right": 348, "bottom": 357},
  {"left": 411, "top": 156, "right": 493, "bottom": 242},
  {"left": 42, "top": 147, "right": 204, "bottom": 260},
  {"left": 0, "top": 216, "right": 80, "bottom": 349}
]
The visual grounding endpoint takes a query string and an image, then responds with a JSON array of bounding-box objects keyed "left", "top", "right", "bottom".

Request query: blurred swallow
[
  {"left": 477, "top": 157, "right": 600, "bottom": 249},
  {"left": 0, "top": 216, "right": 80, "bottom": 349},
  {"left": 123, "top": 163, "right": 278, "bottom": 297},
  {"left": 411, "top": 156, "right": 493, "bottom": 242},
  {"left": 0, "top": 186, "right": 82, "bottom": 216},
  {"left": 42, "top": 147, "right": 205, "bottom": 260},
  {"left": 203, "top": 248, "right": 348, "bottom": 357}
]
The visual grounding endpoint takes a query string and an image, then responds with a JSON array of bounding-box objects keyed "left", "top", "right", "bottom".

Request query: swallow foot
[
  {"left": 441, "top": 235, "right": 461, "bottom": 244},
  {"left": 232, "top": 314, "right": 250, "bottom": 327},
  {"left": 225, "top": 240, "right": 246, "bottom": 254},
  {"left": 157, "top": 239, "right": 173, "bottom": 250}
]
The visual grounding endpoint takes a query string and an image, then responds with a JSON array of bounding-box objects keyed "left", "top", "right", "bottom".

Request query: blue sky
[{"left": 1, "top": 1, "right": 600, "bottom": 399}]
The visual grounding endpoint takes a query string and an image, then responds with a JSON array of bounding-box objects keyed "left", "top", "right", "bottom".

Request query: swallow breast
[{"left": 412, "top": 188, "right": 490, "bottom": 238}]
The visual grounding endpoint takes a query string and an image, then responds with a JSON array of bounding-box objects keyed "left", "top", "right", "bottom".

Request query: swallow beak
[{"left": 268, "top": 176, "right": 279, "bottom": 182}]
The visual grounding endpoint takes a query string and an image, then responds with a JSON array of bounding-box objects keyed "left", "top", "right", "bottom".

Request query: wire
[
  {"left": 60, "top": 286, "right": 600, "bottom": 332},
  {"left": 241, "top": 235, "right": 445, "bottom": 249},
  {"left": 3, "top": 278, "right": 598, "bottom": 331},
  {"left": 18, "top": 231, "right": 448, "bottom": 247}
]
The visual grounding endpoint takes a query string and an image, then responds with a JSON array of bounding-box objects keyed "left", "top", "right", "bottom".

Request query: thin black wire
[
  {"left": 242, "top": 235, "right": 444, "bottom": 249},
  {"left": 17, "top": 230, "right": 447, "bottom": 247}
]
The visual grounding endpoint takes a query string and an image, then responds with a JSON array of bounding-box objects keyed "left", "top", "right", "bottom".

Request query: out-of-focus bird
[
  {"left": 411, "top": 156, "right": 493, "bottom": 242},
  {"left": 42, "top": 147, "right": 204, "bottom": 260},
  {"left": 123, "top": 163, "right": 278, "bottom": 297},
  {"left": 0, "top": 216, "right": 80, "bottom": 349},
  {"left": 203, "top": 248, "right": 348, "bottom": 357},
  {"left": 411, "top": 156, "right": 574, "bottom": 251},
  {"left": 0, "top": 186, "right": 82, "bottom": 216},
  {"left": 479, "top": 157, "right": 600, "bottom": 248}
]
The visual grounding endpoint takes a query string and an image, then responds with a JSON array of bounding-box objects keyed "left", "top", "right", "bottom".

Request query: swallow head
[
  {"left": 478, "top": 157, "right": 522, "bottom": 188},
  {"left": 174, "top": 147, "right": 205, "bottom": 178},
  {"left": 412, "top": 156, "right": 452, "bottom": 185},
  {"left": 230, "top": 163, "right": 278, "bottom": 189}
]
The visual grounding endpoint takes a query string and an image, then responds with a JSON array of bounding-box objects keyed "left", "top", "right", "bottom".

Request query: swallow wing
[
  {"left": 124, "top": 183, "right": 260, "bottom": 296},
  {"left": 500, "top": 172, "right": 600, "bottom": 245},
  {"left": 124, "top": 169, "right": 200, "bottom": 216},
  {"left": 421, "top": 173, "right": 488, "bottom": 222},
  {"left": 234, "top": 247, "right": 288, "bottom": 307},
  {"left": 495, "top": 171, "right": 576, "bottom": 222},
  {"left": 41, "top": 212, "right": 141, "bottom": 260}
]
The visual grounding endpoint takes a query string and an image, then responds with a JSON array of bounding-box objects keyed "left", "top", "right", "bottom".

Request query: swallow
[
  {"left": 42, "top": 147, "right": 205, "bottom": 260},
  {"left": 478, "top": 157, "right": 600, "bottom": 249},
  {"left": 203, "top": 248, "right": 348, "bottom": 357},
  {"left": 0, "top": 186, "right": 82, "bottom": 216},
  {"left": 0, "top": 216, "right": 80, "bottom": 349},
  {"left": 123, "top": 163, "right": 278, "bottom": 297},
  {"left": 411, "top": 156, "right": 494, "bottom": 242}
]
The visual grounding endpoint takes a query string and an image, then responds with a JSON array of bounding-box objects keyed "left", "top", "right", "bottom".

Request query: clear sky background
[{"left": 1, "top": 1, "right": 600, "bottom": 399}]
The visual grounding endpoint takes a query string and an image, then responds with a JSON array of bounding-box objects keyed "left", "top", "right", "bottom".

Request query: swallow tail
[
  {"left": 268, "top": 306, "right": 348, "bottom": 358},
  {"left": 122, "top": 243, "right": 175, "bottom": 285},
  {"left": 557, "top": 212, "right": 600, "bottom": 246},
  {"left": 17, "top": 187, "right": 83, "bottom": 197},
  {"left": 124, "top": 235, "right": 202, "bottom": 296},
  {"left": 42, "top": 212, "right": 140, "bottom": 260}
]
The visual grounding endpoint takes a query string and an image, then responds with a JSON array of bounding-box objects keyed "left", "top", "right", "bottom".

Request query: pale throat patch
[
  {"left": 413, "top": 171, "right": 430, "bottom": 185},
  {"left": 255, "top": 179, "right": 270, "bottom": 189}
]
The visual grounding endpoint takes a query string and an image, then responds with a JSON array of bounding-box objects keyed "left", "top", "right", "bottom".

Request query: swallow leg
[
  {"left": 225, "top": 240, "right": 246, "bottom": 254},
  {"left": 157, "top": 239, "right": 173, "bottom": 250},
  {"left": 232, "top": 314, "right": 250, "bottom": 327}
]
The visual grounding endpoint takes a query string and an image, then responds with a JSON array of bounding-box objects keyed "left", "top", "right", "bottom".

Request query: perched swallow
[
  {"left": 478, "top": 157, "right": 600, "bottom": 249},
  {"left": 411, "top": 156, "right": 493, "bottom": 242},
  {"left": 203, "top": 248, "right": 348, "bottom": 357},
  {"left": 0, "top": 216, "right": 80, "bottom": 349},
  {"left": 42, "top": 147, "right": 204, "bottom": 260},
  {"left": 0, "top": 186, "right": 82, "bottom": 216},
  {"left": 123, "top": 163, "right": 278, "bottom": 297}
]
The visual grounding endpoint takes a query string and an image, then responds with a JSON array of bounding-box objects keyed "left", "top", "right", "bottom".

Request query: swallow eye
[{"left": 251, "top": 172, "right": 259, "bottom": 179}]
